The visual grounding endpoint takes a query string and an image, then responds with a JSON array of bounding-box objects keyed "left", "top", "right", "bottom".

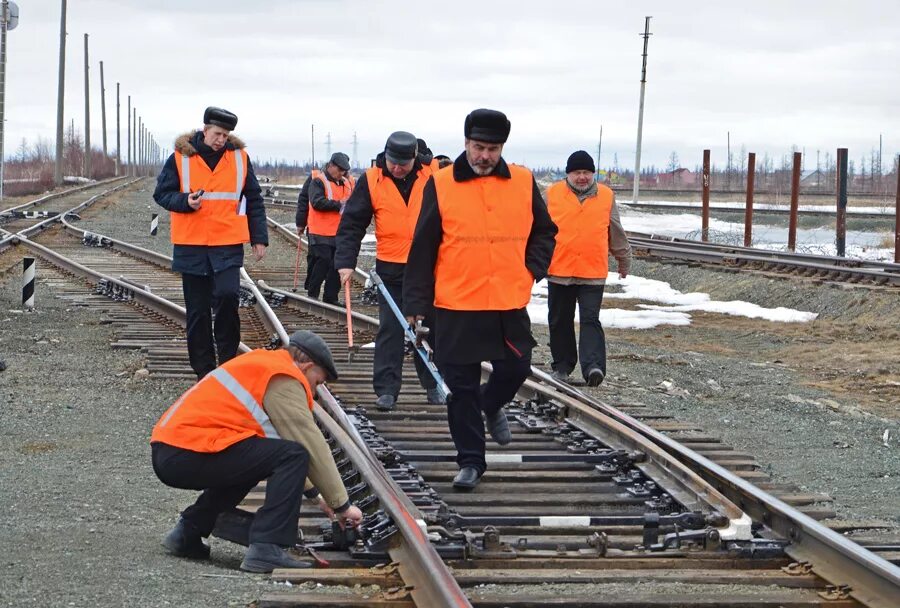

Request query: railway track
[
  {"left": 263, "top": 188, "right": 900, "bottom": 290},
  {"left": 628, "top": 232, "right": 900, "bottom": 289},
  {"left": 3, "top": 182, "right": 899, "bottom": 606},
  {"left": 0, "top": 177, "right": 130, "bottom": 237}
]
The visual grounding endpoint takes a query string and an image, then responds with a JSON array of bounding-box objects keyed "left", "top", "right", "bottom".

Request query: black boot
[
  {"left": 240, "top": 543, "right": 313, "bottom": 573},
  {"left": 452, "top": 466, "right": 482, "bottom": 490},
  {"left": 162, "top": 518, "right": 210, "bottom": 559}
]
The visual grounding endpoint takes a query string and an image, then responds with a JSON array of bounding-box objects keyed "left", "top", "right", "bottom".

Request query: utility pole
[
  {"left": 596, "top": 125, "right": 603, "bottom": 182},
  {"left": 126, "top": 95, "right": 131, "bottom": 176},
  {"left": 310, "top": 123, "right": 315, "bottom": 167},
  {"left": 138, "top": 118, "right": 142, "bottom": 175},
  {"left": 726, "top": 131, "right": 731, "bottom": 189},
  {"left": 83, "top": 33, "right": 91, "bottom": 178},
  {"left": 99, "top": 60, "right": 107, "bottom": 157},
  {"left": 132, "top": 107, "right": 135, "bottom": 177},
  {"left": 632, "top": 16, "right": 652, "bottom": 204},
  {"left": 0, "top": 1, "right": 9, "bottom": 198},
  {"left": 325, "top": 131, "right": 332, "bottom": 157},
  {"left": 55, "top": 0, "right": 66, "bottom": 185},
  {"left": 352, "top": 131, "right": 358, "bottom": 169},
  {"left": 115, "top": 82, "right": 120, "bottom": 175}
]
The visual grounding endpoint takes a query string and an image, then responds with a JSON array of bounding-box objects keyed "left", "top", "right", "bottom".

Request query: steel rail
[
  {"left": 12, "top": 235, "right": 187, "bottom": 323},
  {"left": 1, "top": 179, "right": 138, "bottom": 250},
  {"left": 630, "top": 238, "right": 900, "bottom": 285},
  {"left": 266, "top": 217, "right": 371, "bottom": 284},
  {"left": 629, "top": 231, "right": 900, "bottom": 274},
  {"left": 0, "top": 176, "right": 130, "bottom": 216},
  {"left": 530, "top": 368, "right": 900, "bottom": 607},
  {"left": 12, "top": 179, "right": 141, "bottom": 239},
  {"left": 37, "top": 217, "right": 469, "bottom": 606},
  {"left": 253, "top": 266, "right": 469, "bottom": 605}
]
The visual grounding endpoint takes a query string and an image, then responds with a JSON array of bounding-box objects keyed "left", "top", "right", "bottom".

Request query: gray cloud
[{"left": 5, "top": 0, "right": 898, "bottom": 171}]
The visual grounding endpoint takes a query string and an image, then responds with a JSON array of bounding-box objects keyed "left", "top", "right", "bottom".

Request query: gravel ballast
[{"left": 1, "top": 181, "right": 897, "bottom": 607}]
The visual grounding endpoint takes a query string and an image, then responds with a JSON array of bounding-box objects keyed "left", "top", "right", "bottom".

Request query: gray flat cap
[{"left": 288, "top": 330, "right": 338, "bottom": 381}]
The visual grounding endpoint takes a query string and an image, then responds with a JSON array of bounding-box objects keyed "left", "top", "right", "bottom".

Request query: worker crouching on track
[
  {"left": 150, "top": 330, "right": 363, "bottom": 573},
  {"left": 153, "top": 107, "right": 268, "bottom": 380},
  {"left": 306, "top": 152, "right": 355, "bottom": 305},
  {"left": 403, "top": 109, "right": 557, "bottom": 490},
  {"left": 335, "top": 132, "right": 444, "bottom": 411},
  {"left": 546, "top": 151, "right": 632, "bottom": 386}
]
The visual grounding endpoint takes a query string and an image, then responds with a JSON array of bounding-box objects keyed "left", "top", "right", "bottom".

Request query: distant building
[
  {"left": 800, "top": 169, "right": 827, "bottom": 188},
  {"left": 657, "top": 167, "right": 697, "bottom": 187}
]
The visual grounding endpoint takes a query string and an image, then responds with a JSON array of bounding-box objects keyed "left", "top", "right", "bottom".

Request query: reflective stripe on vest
[
  {"left": 150, "top": 349, "right": 314, "bottom": 453},
  {"left": 179, "top": 149, "right": 244, "bottom": 200},
  {"left": 546, "top": 180, "right": 612, "bottom": 279},
  {"left": 432, "top": 164, "right": 535, "bottom": 310},
  {"left": 366, "top": 166, "right": 430, "bottom": 264},
  {"left": 208, "top": 367, "right": 280, "bottom": 439},
  {"left": 171, "top": 146, "right": 250, "bottom": 245},
  {"left": 307, "top": 170, "right": 354, "bottom": 237}
]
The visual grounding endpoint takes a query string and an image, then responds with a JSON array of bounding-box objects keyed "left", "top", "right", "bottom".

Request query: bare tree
[{"left": 666, "top": 151, "right": 679, "bottom": 174}]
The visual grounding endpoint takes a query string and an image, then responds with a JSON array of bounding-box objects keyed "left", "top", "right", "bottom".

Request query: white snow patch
[{"left": 528, "top": 274, "right": 816, "bottom": 329}]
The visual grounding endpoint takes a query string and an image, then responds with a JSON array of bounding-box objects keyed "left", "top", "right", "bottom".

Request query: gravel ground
[{"left": 1, "top": 181, "right": 897, "bottom": 607}]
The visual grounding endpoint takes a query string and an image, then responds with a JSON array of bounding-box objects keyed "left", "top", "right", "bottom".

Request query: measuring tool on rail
[{"left": 369, "top": 269, "right": 450, "bottom": 402}]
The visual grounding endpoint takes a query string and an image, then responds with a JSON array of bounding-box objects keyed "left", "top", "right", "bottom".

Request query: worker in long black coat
[{"left": 403, "top": 108, "right": 557, "bottom": 490}]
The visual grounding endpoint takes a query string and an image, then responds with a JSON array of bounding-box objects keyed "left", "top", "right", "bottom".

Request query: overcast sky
[{"left": 7, "top": 0, "right": 900, "bottom": 171}]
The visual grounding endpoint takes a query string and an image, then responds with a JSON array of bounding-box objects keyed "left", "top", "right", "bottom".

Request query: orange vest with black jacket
[
  {"left": 546, "top": 181, "right": 613, "bottom": 279},
  {"left": 366, "top": 165, "right": 431, "bottom": 263},
  {"left": 173, "top": 146, "right": 250, "bottom": 246},
  {"left": 307, "top": 170, "right": 354, "bottom": 237},
  {"left": 432, "top": 165, "right": 534, "bottom": 310},
  {"left": 150, "top": 349, "right": 314, "bottom": 453}
]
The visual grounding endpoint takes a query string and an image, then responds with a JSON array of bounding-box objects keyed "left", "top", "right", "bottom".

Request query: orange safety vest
[
  {"left": 307, "top": 170, "right": 354, "bottom": 237},
  {"left": 150, "top": 349, "right": 314, "bottom": 453},
  {"left": 432, "top": 165, "right": 534, "bottom": 310},
  {"left": 366, "top": 166, "right": 430, "bottom": 263},
  {"left": 546, "top": 181, "right": 613, "bottom": 279},
  {"left": 172, "top": 147, "right": 250, "bottom": 246}
]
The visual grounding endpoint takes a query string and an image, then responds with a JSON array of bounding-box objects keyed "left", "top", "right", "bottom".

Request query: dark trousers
[
  {"left": 152, "top": 438, "right": 309, "bottom": 547},
  {"left": 307, "top": 243, "right": 340, "bottom": 304},
  {"left": 182, "top": 267, "right": 241, "bottom": 379},
  {"left": 548, "top": 282, "right": 606, "bottom": 379},
  {"left": 441, "top": 345, "right": 531, "bottom": 474},
  {"left": 374, "top": 279, "right": 436, "bottom": 398}
]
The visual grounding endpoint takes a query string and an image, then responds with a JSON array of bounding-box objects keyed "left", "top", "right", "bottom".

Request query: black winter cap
[
  {"left": 565, "top": 150, "right": 596, "bottom": 174},
  {"left": 203, "top": 107, "right": 238, "bottom": 131},
  {"left": 464, "top": 108, "right": 510, "bottom": 143},
  {"left": 288, "top": 330, "right": 339, "bottom": 381},
  {"left": 384, "top": 131, "right": 418, "bottom": 165},
  {"left": 329, "top": 152, "right": 351, "bottom": 171}
]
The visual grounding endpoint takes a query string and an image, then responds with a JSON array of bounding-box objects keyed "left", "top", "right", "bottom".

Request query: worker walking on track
[
  {"left": 294, "top": 174, "right": 314, "bottom": 291},
  {"left": 306, "top": 152, "right": 354, "bottom": 305},
  {"left": 151, "top": 330, "right": 363, "bottom": 573},
  {"left": 335, "top": 132, "right": 443, "bottom": 411},
  {"left": 403, "top": 109, "right": 557, "bottom": 490},
  {"left": 546, "top": 151, "right": 632, "bottom": 386},
  {"left": 153, "top": 107, "right": 268, "bottom": 380}
]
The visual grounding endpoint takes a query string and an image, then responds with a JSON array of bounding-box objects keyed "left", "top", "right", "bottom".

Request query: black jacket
[
  {"left": 153, "top": 131, "right": 268, "bottom": 275},
  {"left": 402, "top": 153, "right": 557, "bottom": 365},
  {"left": 334, "top": 153, "right": 422, "bottom": 283},
  {"left": 294, "top": 176, "right": 312, "bottom": 228}
]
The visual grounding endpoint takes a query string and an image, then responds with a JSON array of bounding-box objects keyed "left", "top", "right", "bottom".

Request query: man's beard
[{"left": 468, "top": 155, "right": 497, "bottom": 176}]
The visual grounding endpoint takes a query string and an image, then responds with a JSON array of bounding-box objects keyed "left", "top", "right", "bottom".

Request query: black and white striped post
[
  {"left": 150, "top": 213, "right": 159, "bottom": 236},
  {"left": 22, "top": 257, "right": 35, "bottom": 309}
]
